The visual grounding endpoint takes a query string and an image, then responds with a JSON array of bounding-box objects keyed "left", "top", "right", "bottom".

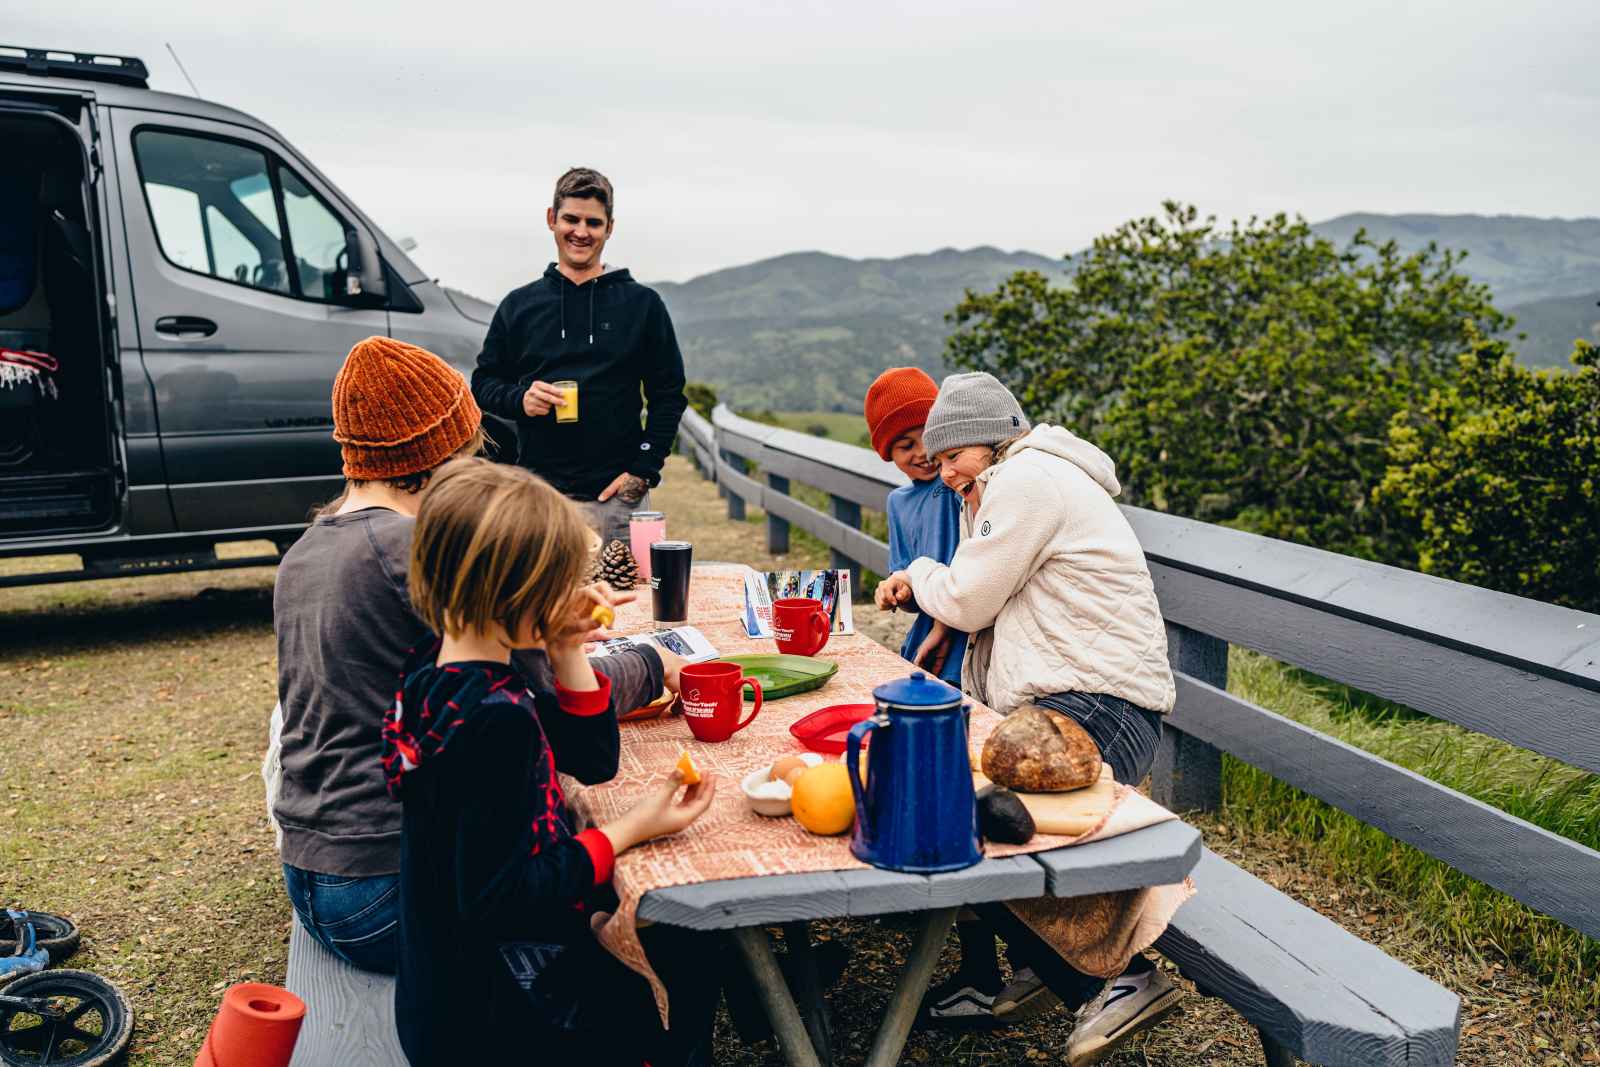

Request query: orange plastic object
[
  {"left": 676, "top": 749, "right": 702, "bottom": 785},
  {"left": 193, "top": 982, "right": 306, "bottom": 1067}
]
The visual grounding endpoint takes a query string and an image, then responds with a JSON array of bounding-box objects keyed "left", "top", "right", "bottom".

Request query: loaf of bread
[{"left": 979, "top": 705, "right": 1102, "bottom": 792}]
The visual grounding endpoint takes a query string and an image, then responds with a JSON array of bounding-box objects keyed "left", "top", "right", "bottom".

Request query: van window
[
  {"left": 134, "top": 131, "right": 291, "bottom": 294},
  {"left": 134, "top": 129, "right": 367, "bottom": 305},
  {"left": 279, "top": 169, "right": 349, "bottom": 302}
]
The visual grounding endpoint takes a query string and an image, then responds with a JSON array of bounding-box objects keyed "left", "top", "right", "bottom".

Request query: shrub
[
  {"left": 946, "top": 202, "right": 1508, "bottom": 562},
  {"left": 1378, "top": 338, "right": 1599, "bottom": 611}
]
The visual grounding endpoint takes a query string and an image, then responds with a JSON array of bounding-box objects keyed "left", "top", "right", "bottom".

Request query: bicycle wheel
[
  {"left": 0, "top": 969, "right": 133, "bottom": 1067},
  {"left": 0, "top": 913, "right": 79, "bottom": 966}
]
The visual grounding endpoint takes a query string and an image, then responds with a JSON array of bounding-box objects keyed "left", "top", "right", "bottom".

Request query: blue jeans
[
  {"left": 1033, "top": 691, "right": 1164, "bottom": 786},
  {"left": 282, "top": 864, "right": 399, "bottom": 975}
]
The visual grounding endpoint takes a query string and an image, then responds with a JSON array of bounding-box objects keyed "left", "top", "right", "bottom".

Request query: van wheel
[{"left": 0, "top": 912, "right": 80, "bottom": 967}]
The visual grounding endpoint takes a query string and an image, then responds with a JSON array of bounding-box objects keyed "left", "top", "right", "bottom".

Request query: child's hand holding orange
[
  {"left": 551, "top": 581, "right": 635, "bottom": 651},
  {"left": 601, "top": 767, "right": 718, "bottom": 853}
]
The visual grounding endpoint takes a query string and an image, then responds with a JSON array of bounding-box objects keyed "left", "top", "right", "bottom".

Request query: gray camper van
[{"left": 0, "top": 46, "right": 500, "bottom": 588}]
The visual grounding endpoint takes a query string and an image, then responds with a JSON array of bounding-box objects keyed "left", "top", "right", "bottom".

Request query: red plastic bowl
[{"left": 789, "top": 703, "right": 875, "bottom": 754}]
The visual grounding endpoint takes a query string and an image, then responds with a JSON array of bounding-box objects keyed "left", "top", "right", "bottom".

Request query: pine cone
[{"left": 598, "top": 540, "right": 639, "bottom": 591}]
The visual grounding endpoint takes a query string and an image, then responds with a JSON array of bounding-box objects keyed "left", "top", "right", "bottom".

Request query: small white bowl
[{"left": 740, "top": 753, "right": 825, "bottom": 817}]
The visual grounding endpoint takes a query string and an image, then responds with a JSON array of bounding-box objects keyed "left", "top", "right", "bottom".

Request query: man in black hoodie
[{"left": 472, "top": 168, "right": 688, "bottom": 545}]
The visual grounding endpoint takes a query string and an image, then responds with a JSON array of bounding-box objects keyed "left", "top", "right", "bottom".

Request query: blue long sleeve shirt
[{"left": 886, "top": 477, "right": 968, "bottom": 686}]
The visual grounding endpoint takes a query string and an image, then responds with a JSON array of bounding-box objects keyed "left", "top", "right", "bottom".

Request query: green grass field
[
  {"left": 760, "top": 410, "right": 874, "bottom": 448},
  {"left": 1226, "top": 650, "right": 1600, "bottom": 1016}
]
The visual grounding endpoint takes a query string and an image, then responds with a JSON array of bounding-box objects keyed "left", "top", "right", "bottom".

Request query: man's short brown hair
[
  {"left": 409, "top": 458, "right": 591, "bottom": 641},
  {"left": 553, "top": 167, "right": 614, "bottom": 219}
]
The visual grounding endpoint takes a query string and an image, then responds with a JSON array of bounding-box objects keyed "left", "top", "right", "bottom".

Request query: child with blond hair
[{"left": 385, "top": 458, "right": 718, "bottom": 1066}]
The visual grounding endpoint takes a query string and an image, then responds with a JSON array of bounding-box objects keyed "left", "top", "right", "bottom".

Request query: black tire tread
[
  {"left": 0, "top": 911, "right": 81, "bottom": 966},
  {"left": 0, "top": 968, "right": 134, "bottom": 1067}
]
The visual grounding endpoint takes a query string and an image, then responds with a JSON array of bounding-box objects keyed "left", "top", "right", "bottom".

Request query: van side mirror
[{"left": 343, "top": 227, "right": 388, "bottom": 303}]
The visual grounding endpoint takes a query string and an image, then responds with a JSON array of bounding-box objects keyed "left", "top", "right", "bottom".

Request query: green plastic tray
[{"left": 721, "top": 654, "right": 838, "bottom": 701}]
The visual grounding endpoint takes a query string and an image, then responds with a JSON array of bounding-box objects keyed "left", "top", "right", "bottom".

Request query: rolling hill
[{"left": 656, "top": 216, "right": 1599, "bottom": 409}]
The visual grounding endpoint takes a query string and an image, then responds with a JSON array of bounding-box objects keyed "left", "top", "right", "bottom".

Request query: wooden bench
[
  {"left": 284, "top": 919, "right": 406, "bottom": 1067},
  {"left": 1156, "top": 849, "right": 1459, "bottom": 1066}
]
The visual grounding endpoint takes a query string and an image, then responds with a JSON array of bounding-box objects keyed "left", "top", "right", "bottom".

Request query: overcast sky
[{"left": 23, "top": 1, "right": 1600, "bottom": 298}]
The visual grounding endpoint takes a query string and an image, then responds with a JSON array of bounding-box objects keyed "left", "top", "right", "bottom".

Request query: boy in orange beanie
[{"left": 864, "top": 367, "right": 967, "bottom": 685}]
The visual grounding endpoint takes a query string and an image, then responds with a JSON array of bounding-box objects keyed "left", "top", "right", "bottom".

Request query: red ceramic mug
[
  {"left": 772, "top": 597, "right": 831, "bottom": 657},
  {"left": 680, "top": 661, "right": 763, "bottom": 743}
]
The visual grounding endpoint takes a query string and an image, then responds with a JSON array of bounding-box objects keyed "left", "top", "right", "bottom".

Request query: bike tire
[
  {"left": 0, "top": 911, "right": 80, "bottom": 966},
  {"left": 0, "top": 969, "right": 134, "bottom": 1067}
]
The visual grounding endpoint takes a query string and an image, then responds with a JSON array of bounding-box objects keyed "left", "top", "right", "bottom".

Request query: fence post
[
  {"left": 829, "top": 495, "right": 861, "bottom": 586},
  {"left": 722, "top": 450, "right": 746, "bottom": 521},
  {"left": 767, "top": 474, "right": 790, "bottom": 555},
  {"left": 1150, "top": 621, "right": 1226, "bottom": 812}
]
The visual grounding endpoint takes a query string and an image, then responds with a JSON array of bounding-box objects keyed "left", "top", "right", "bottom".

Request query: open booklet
[
  {"left": 587, "top": 624, "right": 720, "bottom": 664},
  {"left": 742, "top": 568, "right": 854, "bottom": 638}
]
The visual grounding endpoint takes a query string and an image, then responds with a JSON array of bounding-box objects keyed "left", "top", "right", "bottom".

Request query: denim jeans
[
  {"left": 1032, "top": 690, "right": 1164, "bottom": 786},
  {"left": 282, "top": 864, "right": 399, "bottom": 975}
]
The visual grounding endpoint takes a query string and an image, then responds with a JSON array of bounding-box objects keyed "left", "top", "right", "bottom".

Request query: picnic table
[{"left": 566, "top": 565, "right": 1202, "bottom": 1067}]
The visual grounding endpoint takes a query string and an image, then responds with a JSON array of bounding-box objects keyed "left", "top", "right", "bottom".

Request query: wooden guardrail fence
[{"left": 677, "top": 403, "right": 1600, "bottom": 941}]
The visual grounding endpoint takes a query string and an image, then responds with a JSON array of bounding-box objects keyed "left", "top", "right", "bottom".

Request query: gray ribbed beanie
[{"left": 921, "top": 372, "right": 1029, "bottom": 456}]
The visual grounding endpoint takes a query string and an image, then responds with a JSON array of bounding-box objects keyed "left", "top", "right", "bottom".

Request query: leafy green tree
[
  {"left": 1377, "top": 339, "right": 1598, "bottom": 611},
  {"left": 946, "top": 202, "right": 1509, "bottom": 561},
  {"left": 683, "top": 380, "right": 719, "bottom": 420}
]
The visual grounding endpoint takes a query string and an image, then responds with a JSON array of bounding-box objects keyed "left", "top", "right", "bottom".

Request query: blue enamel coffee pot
[{"left": 846, "top": 671, "right": 982, "bottom": 874}]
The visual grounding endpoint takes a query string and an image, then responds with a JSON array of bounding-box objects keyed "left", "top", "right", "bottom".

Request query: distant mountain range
[{"left": 653, "top": 215, "right": 1599, "bottom": 410}]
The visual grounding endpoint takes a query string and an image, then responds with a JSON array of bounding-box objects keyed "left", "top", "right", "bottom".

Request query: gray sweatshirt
[{"left": 272, "top": 507, "right": 662, "bottom": 877}]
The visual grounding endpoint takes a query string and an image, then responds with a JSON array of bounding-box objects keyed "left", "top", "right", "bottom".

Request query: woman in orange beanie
[{"left": 270, "top": 337, "right": 675, "bottom": 976}]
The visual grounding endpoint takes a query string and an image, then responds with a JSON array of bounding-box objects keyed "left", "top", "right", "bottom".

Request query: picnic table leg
[
  {"left": 863, "top": 905, "right": 959, "bottom": 1067},
  {"left": 732, "top": 926, "right": 824, "bottom": 1067},
  {"left": 782, "top": 922, "right": 834, "bottom": 1066}
]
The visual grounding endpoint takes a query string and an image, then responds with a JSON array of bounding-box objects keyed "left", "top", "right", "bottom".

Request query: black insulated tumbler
[{"left": 649, "top": 540, "right": 693, "bottom": 623}]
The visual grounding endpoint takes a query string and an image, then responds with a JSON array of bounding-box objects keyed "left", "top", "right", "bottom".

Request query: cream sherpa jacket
[{"left": 904, "top": 425, "right": 1176, "bottom": 716}]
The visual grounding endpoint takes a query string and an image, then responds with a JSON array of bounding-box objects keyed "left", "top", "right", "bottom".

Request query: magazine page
[
  {"left": 743, "top": 568, "right": 854, "bottom": 637},
  {"left": 590, "top": 624, "right": 720, "bottom": 664}
]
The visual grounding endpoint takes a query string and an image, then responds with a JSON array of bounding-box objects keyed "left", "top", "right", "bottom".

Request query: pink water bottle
[{"left": 629, "top": 511, "right": 666, "bottom": 582}]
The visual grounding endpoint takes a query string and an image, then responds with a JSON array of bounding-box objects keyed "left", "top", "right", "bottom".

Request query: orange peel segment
[{"left": 675, "top": 749, "right": 702, "bottom": 786}]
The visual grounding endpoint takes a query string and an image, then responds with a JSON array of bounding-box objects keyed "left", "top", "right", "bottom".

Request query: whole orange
[{"left": 790, "top": 763, "right": 855, "bottom": 835}]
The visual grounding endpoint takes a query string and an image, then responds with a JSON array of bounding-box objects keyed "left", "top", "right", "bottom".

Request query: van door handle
[{"left": 154, "top": 315, "right": 218, "bottom": 339}]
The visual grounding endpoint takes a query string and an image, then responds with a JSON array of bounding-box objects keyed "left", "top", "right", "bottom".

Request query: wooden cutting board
[{"left": 973, "top": 764, "right": 1116, "bottom": 836}]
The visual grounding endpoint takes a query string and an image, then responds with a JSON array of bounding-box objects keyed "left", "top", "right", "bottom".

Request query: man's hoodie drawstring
[{"left": 557, "top": 281, "right": 595, "bottom": 344}]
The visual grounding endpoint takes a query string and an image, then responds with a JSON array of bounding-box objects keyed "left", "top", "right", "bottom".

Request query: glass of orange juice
[{"left": 553, "top": 380, "right": 579, "bottom": 423}]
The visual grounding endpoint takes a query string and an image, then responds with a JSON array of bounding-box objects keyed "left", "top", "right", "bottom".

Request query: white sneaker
[
  {"left": 1065, "top": 967, "right": 1184, "bottom": 1066},
  {"left": 920, "top": 974, "right": 1000, "bottom": 1027},
  {"left": 993, "top": 967, "right": 1062, "bottom": 1021}
]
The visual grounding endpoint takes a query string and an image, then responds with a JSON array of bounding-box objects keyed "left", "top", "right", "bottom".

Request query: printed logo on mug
[{"left": 682, "top": 686, "right": 716, "bottom": 720}]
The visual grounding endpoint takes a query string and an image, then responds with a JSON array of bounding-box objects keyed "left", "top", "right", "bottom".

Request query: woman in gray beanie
[{"left": 879, "top": 372, "right": 1183, "bottom": 1060}]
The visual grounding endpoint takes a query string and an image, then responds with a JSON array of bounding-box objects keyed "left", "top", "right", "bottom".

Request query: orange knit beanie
[
  {"left": 864, "top": 366, "right": 939, "bottom": 459},
  {"left": 332, "top": 336, "right": 481, "bottom": 480}
]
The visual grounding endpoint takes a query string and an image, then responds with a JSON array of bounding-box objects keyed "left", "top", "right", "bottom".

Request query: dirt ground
[{"left": 1, "top": 454, "right": 1594, "bottom": 1065}]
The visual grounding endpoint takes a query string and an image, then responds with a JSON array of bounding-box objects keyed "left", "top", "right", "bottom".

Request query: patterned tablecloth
[{"left": 565, "top": 564, "right": 1186, "bottom": 1023}]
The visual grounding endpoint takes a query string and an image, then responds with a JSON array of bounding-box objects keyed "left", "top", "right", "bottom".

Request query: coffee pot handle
[{"left": 846, "top": 714, "right": 883, "bottom": 815}]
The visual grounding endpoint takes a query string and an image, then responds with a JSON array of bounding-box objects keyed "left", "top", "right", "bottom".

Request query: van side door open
[
  {"left": 0, "top": 90, "right": 124, "bottom": 537},
  {"left": 107, "top": 108, "right": 389, "bottom": 533}
]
